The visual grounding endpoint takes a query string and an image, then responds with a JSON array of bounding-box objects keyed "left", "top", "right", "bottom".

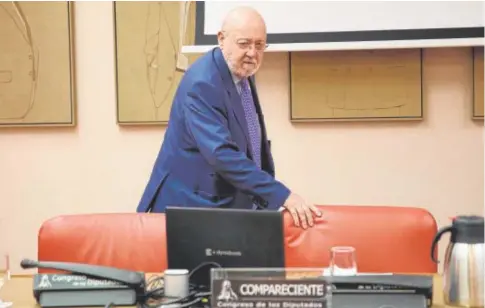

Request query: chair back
[
  {"left": 283, "top": 205, "right": 438, "bottom": 273},
  {"left": 38, "top": 213, "right": 167, "bottom": 273}
]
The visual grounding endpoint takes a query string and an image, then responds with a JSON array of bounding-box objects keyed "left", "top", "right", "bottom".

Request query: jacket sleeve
[{"left": 184, "top": 81, "right": 290, "bottom": 210}]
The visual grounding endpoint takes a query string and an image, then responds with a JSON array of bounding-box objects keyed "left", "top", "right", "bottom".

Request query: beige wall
[{"left": 0, "top": 2, "right": 483, "bottom": 274}]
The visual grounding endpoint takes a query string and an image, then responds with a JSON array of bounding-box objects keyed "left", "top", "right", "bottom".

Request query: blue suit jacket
[{"left": 136, "top": 47, "right": 291, "bottom": 213}]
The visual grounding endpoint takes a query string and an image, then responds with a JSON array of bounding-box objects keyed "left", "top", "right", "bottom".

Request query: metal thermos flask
[{"left": 431, "top": 215, "right": 484, "bottom": 307}]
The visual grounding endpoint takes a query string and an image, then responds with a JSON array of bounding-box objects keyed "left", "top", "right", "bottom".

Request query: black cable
[
  {"left": 139, "top": 261, "right": 222, "bottom": 308},
  {"left": 187, "top": 261, "right": 223, "bottom": 291},
  {"left": 189, "top": 261, "right": 222, "bottom": 278}
]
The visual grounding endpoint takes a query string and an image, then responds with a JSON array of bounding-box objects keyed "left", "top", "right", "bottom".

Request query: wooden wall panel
[{"left": 290, "top": 49, "right": 423, "bottom": 122}]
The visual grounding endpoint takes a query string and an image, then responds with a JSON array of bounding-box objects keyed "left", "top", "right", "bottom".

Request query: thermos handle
[{"left": 430, "top": 225, "right": 453, "bottom": 263}]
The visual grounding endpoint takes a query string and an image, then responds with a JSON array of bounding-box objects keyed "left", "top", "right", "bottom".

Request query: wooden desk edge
[{"left": 1, "top": 273, "right": 447, "bottom": 308}]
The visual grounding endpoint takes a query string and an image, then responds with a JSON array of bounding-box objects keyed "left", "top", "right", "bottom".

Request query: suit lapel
[{"left": 212, "top": 48, "right": 252, "bottom": 153}]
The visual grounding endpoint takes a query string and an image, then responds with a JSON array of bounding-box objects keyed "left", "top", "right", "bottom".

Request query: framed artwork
[
  {"left": 114, "top": 1, "right": 200, "bottom": 125},
  {"left": 289, "top": 49, "right": 423, "bottom": 122},
  {"left": 0, "top": 1, "right": 75, "bottom": 127},
  {"left": 472, "top": 46, "right": 484, "bottom": 119}
]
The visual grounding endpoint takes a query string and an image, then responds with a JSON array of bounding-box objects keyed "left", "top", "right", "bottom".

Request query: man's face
[{"left": 218, "top": 25, "right": 267, "bottom": 78}]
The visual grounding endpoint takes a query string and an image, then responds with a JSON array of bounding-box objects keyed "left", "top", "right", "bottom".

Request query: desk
[{"left": 0, "top": 275, "right": 449, "bottom": 308}]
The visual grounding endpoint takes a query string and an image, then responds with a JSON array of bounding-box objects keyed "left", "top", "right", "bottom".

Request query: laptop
[{"left": 165, "top": 206, "right": 285, "bottom": 288}]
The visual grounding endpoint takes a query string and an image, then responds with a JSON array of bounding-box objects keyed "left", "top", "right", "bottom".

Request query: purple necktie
[{"left": 240, "top": 78, "right": 262, "bottom": 169}]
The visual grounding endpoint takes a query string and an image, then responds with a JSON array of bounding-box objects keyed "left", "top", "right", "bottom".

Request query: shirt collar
[{"left": 231, "top": 73, "right": 241, "bottom": 85}]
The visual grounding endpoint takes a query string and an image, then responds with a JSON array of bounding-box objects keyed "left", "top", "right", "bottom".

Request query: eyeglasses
[
  {"left": 220, "top": 31, "right": 269, "bottom": 52},
  {"left": 236, "top": 39, "right": 268, "bottom": 52}
]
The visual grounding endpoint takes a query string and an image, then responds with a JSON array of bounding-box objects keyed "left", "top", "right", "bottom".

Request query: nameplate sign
[
  {"left": 33, "top": 274, "right": 127, "bottom": 290},
  {"left": 211, "top": 278, "right": 330, "bottom": 308}
]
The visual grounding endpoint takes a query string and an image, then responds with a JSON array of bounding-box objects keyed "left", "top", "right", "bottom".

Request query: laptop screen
[{"left": 165, "top": 207, "right": 285, "bottom": 288}]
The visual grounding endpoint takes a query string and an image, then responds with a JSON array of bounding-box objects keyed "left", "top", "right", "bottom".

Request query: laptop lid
[{"left": 165, "top": 207, "right": 285, "bottom": 287}]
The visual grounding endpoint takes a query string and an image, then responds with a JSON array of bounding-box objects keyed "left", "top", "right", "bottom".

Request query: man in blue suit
[{"left": 137, "top": 7, "right": 321, "bottom": 229}]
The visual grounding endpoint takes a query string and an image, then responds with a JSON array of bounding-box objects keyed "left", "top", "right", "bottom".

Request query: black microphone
[
  {"left": 20, "top": 258, "right": 146, "bottom": 308},
  {"left": 20, "top": 259, "right": 144, "bottom": 286}
]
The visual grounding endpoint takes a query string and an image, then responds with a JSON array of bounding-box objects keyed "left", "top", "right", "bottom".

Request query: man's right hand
[{"left": 283, "top": 193, "right": 322, "bottom": 229}]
